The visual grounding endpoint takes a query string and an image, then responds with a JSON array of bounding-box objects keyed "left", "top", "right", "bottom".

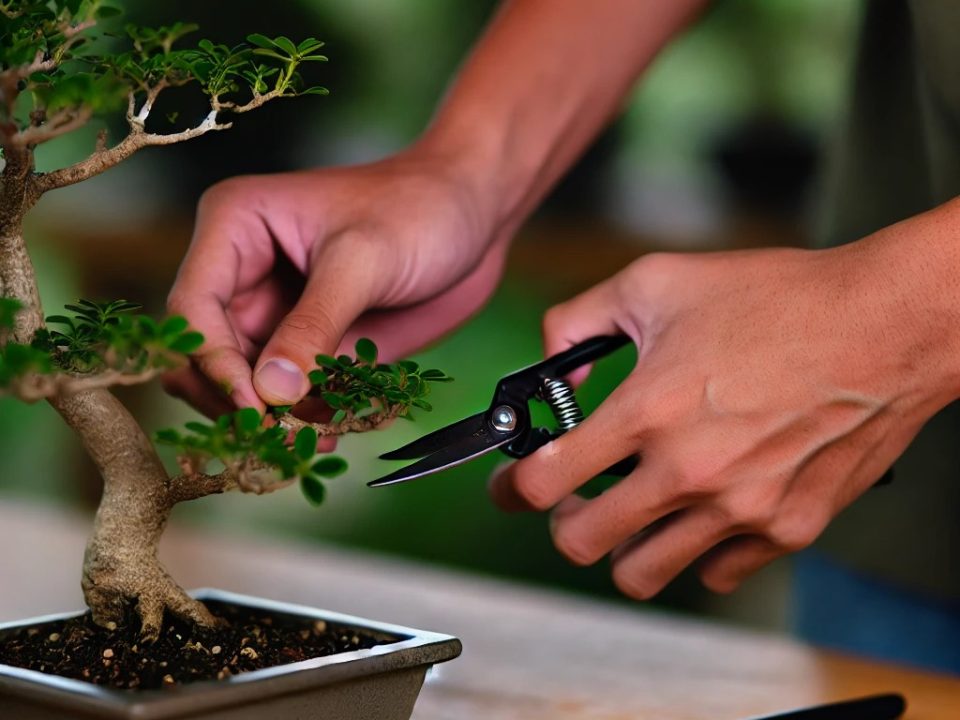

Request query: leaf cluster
[
  {"left": 304, "top": 338, "right": 452, "bottom": 425},
  {"left": 2, "top": 1, "right": 328, "bottom": 139},
  {"left": 0, "top": 299, "right": 50, "bottom": 387},
  {"left": 155, "top": 408, "right": 346, "bottom": 506},
  {"left": 31, "top": 298, "right": 203, "bottom": 374}
]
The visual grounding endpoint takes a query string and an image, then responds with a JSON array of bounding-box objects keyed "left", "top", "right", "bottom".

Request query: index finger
[
  {"left": 168, "top": 211, "right": 264, "bottom": 412},
  {"left": 488, "top": 377, "right": 645, "bottom": 512}
]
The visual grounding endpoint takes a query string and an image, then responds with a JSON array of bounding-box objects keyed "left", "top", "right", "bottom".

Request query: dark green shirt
[{"left": 816, "top": 0, "right": 960, "bottom": 598}]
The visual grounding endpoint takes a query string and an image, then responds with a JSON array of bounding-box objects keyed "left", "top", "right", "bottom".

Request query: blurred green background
[{"left": 1, "top": 0, "right": 865, "bottom": 630}]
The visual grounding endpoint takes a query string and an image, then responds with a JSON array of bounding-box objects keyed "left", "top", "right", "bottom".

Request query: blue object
[{"left": 792, "top": 551, "right": 960, "bottom": 675}]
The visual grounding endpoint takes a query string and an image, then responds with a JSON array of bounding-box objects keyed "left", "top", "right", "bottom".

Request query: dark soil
[{"left": 0, "top": 600, "right": 397, "bottom": 690}]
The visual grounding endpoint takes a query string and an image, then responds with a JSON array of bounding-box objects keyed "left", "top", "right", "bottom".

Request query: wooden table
[{"left": 0, "top": 499, "right": 957, "bottom": 719}]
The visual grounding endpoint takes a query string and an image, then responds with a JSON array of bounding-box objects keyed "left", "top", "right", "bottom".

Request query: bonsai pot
[{"left": 0, "top": 588, "right": 461, "bottom": 720}]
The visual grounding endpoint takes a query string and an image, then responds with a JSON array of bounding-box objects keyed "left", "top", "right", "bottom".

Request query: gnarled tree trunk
[{"left": 1, "top": 212, "right": 217, "bottom": 639}]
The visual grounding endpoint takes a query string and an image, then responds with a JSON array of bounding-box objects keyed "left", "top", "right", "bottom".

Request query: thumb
[
  {"left": 542, "top": 277, "right": 629, "bottom": 386},
  {"left": 253, "top": 242, "right": 374, "bottom": 406}
]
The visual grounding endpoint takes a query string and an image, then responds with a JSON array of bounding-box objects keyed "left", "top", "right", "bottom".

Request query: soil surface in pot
[{"left": 0, "top": 600, "right": 394, "bottom": 690}]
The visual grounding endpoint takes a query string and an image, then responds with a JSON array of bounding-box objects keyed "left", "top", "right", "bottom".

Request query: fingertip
[{"left": 253, "top": 357, "right": 309, "bottom": 405}]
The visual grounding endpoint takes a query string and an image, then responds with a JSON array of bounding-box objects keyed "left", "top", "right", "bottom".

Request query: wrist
[{"left": 851, "top": 202, "right": 960, "bottom": 406}]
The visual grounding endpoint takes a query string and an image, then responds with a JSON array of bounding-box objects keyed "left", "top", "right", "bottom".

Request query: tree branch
[
  {"left": 34, "top": 110, "right": 232, "bottom": 193},
  {"left": 167, "top": 459, "right": 293, "bottom": 504},
  {"left": 11, "top": 107, "right": 93, "bottom": 147},
  {"left": 278, "top": 405, "right": 404, "bottom": 437},
  {"left": 5, "top": 367, "right": 166, "bottom": 403}
]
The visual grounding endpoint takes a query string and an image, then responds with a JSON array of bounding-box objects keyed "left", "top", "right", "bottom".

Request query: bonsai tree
[{"left": 0, "top": 1, "right": 450, "bottom": 642}]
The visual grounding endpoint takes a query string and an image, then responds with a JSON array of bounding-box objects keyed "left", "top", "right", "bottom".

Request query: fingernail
[{"left": 254, "top": 358, "right": 306, "bottom": 403}]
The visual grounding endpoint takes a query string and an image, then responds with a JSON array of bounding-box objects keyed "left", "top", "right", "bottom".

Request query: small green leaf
[
  {"left": 331, "top": 409, "right": 347, "bottom": 424},
  {"left": 245, "top": 33, "right": 275, "bottom": 49},
  {"left": 185, "top": 421, "right": 213, "bottom": 435},
  {"left": 270, "top": 405, "right": 292, "bottom": 416},
  {"left": 272, "top": 35, "right": 298, "bottom": 56},
  {"left": 315, "top": 353, "right": 339, "bottom": 368},
  {"left": 168, "top": 331, "right": 204, "bottom": 354},
  {"left": 160, "top": 316, "right": 189, "bottom": 337},
  {"left": 294, "top": 426, "right": 317, "bottom": 460},
  {"left": 154, "top": 428, "right": 181, "bottom": 444},
  {"left": 354, "top": 338, "right": 377, "bottom": 365},
  {"left": 234, "top": 407, "right": 262, "bottom": 434},
  {"left": 95, "top": 4, "right": 123, "bottom": 18},
  {"left": 307, "top": 369, "right": 328, "bottom": 386},
  {"left": 321, "top": 391, "right": 346, "bottom": 410},
  {"left": 312, "top": 455, "right": 347, "bottom": 478},
  {"left": 301, "top": 86, "right": 330, "bottom": 95},
  {"left": 300, "top": 476, "right": 326, "bottom": 505}
]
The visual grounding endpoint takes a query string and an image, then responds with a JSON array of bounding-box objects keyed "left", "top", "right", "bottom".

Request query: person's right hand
[{"left": 164, "top": 149, "right": 510, "bottom": 418}]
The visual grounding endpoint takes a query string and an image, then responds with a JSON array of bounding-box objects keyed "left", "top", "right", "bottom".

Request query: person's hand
[
  {"left": 164, "top": 149, "right": 509, "bottom": 418},
  {"left": 489, "top": 242, "right": 955, "bottom": 598}
]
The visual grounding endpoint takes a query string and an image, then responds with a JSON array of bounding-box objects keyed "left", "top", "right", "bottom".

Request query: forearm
[{"left": 416, "top": 0, "right": 710, "bottom": 231}]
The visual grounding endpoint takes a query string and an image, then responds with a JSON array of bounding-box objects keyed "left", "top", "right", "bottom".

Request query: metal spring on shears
[{"left": 541, "top": 377, "right": 584, "bottom": 431}]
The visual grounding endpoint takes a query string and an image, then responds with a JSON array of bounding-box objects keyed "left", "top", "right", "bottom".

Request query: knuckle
[
  {"left": 516, "top": 478, "right": 556, "bottom": 512},
  {"left": 714, "top": 494, "right": 775, "bottom": 532},
  {"left": 198, "top": 176, "right": 251, "bottom": 210},
  {"left": 274, "top": 309, "right": 338, "bottom": 356},
  {"left": 671, "top": 458, "right": 720, "bottom": 500},
  {"left": 611, "top": 564, "right": 656, "bottom": 601},
  {"left": 766, "top": 512, "right": 821, "bottom": 553},
  {"left": 552, "top": 524, "right": 600, "bottom": 567},
  {"left": 510, "top": 463, "right": 557, "bottom": 512},
  {"left": 699, "top": 567, "right": 739, "bottom": 595}
]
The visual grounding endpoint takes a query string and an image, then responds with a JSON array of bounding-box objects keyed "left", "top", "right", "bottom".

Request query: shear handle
[{"left": 537, "top": 334, "right": 631, "bottom": 380}]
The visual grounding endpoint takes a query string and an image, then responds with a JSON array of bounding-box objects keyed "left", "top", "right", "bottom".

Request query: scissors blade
[
  {"left": 379, "top": 412, "right": 487, "bottom": 461},
  {"left": 369, "top": 424, "right": 513, "bottom": 487}
]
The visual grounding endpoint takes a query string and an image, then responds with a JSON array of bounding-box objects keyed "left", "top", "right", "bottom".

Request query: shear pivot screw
[{"left": 492, "top": 405, "right": 517, "bottom": 432}]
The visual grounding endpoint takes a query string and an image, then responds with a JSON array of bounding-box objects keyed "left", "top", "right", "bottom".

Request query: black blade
[
  {"left": 379, "top": 413, "right": 487, "bottom": 461},
  {"left": 369, "top": 425, "right": 513, "bottom": 487}
]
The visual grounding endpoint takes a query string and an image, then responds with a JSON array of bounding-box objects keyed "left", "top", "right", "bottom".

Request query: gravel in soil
[{"left": 0, "top": 600, "right": 396, "bottom": 690}]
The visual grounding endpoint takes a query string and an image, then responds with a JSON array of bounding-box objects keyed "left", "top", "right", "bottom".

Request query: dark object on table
[{"left": 749, "top": 693, "right": 906, "bottom": 720}]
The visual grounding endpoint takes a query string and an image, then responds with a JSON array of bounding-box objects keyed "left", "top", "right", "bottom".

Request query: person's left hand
[{"left": 489, "top": 242, "right": 955, "bottom": 598}]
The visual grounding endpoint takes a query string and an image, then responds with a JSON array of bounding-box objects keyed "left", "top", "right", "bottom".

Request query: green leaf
[
  {"left": 312, "top": 455, "right": 347, "bottom": 478},
  {"left": 232, "top": 407, "right": 262, "bottom": 434},
  {"left": 315, "top": 353, "right": 339, "bottom": 369},
  {"left": 300, "top": 476, "right": 326, "bottom": 506},
  {"left": 168, "top": 331, "right": 204, "bottom": 354},
  {"left": 297, "top": 38, "right": 325, "bottom": 54},
  {"left": 331, "top": 409, "right": 346, "bottom": 424},
  {"left": 354, "top": 337, "right": 377, "bottom": 365},
  {"left": 154, "top": 428, "right": 181, "bottom": 444},
  {"left": 245, "top": 33, "right": 275, "bottom": 49},
  {"left": 321, "top": 391, "right": 346, "bottom": 410},
  {"left": 251, "top": 48, "right": 289, "bottom": 62},
  {"left": 294, "top": 426, "right": 317, "bottom": 460},
  {"left": 160, "top": 315, "right": 189, "bottom": 336},
  {"left": 95, "top": 4, "right": 122, "bottom": 18},
  {"left": 272, "top": 35, "right": 297, "bottom": 56},
  {"left": 185, "top": 421, "right": 213, "bottom": 435},
  {"left": 421, "top": 369, "right": 453, "bottom": 382},
  {"left": 307, "top": 369, "right": 328, "bottom": 386},
  {"left": 301, "top": 86, "right": 330, "bottom": 95},
  {"left": 0, "top": 298, "right": 22, "bottom": 330},
  {"left": 270, "top": 404, "right": 292, "bottom": 416}
]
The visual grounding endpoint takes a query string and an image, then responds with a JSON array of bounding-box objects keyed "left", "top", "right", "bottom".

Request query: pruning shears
[
  {"left": 369, "top": 335, "right": 636, "bottom": 487},
  {"left": 369, "top": 333, "right": 896, "bottom": 489}
]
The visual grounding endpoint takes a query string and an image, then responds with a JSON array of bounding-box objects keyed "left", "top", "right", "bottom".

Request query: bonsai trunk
[{"left": 1, "top": 210, "right": 217, "bottom": 640}]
